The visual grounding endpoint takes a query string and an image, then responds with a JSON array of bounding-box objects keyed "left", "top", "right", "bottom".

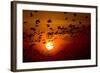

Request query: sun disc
[{"left": 46, "top": 42, "right": 54, "bottom": 50}]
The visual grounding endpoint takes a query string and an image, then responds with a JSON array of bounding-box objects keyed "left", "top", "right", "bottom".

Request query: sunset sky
[{"left": 23, "top": 10, "right": 91, "bottom": 62}]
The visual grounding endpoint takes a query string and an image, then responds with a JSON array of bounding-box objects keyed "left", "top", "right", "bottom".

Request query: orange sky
[{"left": 23, "top": 10, "right": 91, "bottom": 62}]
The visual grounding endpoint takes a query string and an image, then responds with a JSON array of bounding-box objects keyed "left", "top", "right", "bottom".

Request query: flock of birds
[
  {"left": 23, "top": 11, "right": 90, "bottom": 46},
  {"left": 23, "top": 11, "right": 91, "bottom": 62}
]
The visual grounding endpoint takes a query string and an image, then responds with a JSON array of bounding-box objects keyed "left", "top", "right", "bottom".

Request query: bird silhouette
[
  {"left": 30, "top": 27, "right": 36, "bottom": 31},
  {"left": 36, "top": 20, "right": 40, "bottom": 24},
  {"left": 65, "top": 17, "right": 68, "bottom": 20},
  {"left": 47, "top": 19, "right": 52, "bottom": 23},
  {"left": 30, "top": 12, "right": 33, "bottom": 17},
  {"left": 73, "top": 13, "right": 77, "bottom": 17},
  {"left": 24, "top": 21, "right": 27, "bottom": 24}
]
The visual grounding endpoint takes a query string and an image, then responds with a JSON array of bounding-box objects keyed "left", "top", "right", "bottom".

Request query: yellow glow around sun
[{"left": 46, "top": 42, "right": 54, "bottom": 50}]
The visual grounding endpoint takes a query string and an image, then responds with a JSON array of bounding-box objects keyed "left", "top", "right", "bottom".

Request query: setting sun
[
  {"left": 46, "top": 42, "right": 54, "bottom": 50},
  {"left": 23, "top": 10, "right": 91, "bottom": 62}
]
